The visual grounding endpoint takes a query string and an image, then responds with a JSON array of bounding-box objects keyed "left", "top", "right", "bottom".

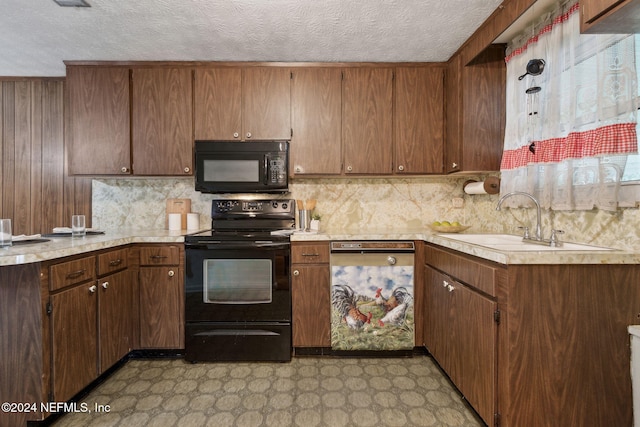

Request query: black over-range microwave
[{"left": 194, "top": 141, "right": 289, "bottom": 193}]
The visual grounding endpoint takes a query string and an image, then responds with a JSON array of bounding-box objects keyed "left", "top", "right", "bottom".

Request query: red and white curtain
[{"left": 500, "top": 0, "right": 638, "bottom": 210}]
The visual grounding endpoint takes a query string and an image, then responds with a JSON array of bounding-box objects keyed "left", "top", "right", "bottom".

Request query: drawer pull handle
[
  {"left": 302, "top": 253, "right": 319, "bottom": 257},
  {"left": 293, "top": 270, "right": 300, "bottom": 276},
  {"left": 109, "top": 259, "right": 122, "bottom": 267},
  {"left": 101, "top": 281, "right": 109, "bottom": 289},
  {"left": 89, "top": 285, "right": 97, "bottom": 293},
  {"left": 168, "top": 270, "right": 175, "bottom": 277},
  {"left": 150, "top": 255, "right": 168, "bottom": 260},
  {"left": 66, "top": 269, "right": 86, "bottom": 279}
]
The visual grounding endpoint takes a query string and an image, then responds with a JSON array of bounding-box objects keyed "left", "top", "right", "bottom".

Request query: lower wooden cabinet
[
  {"left": 424, "top": 242, "right": 640, "bottom": 427},
  {"left": 50, "top": 279, "right": 98, "bottom": 402},
  {"left": 98, "top": 269, "right": 136, "bottom": 373},
  {"left": 138, "top": 245, "right": 184, "bottom": 349},
  {"left": 424, "top": 265, "right": 497, "bottom": 425},
  {"left": 291, "top": 242, "right": 331, "bottom": 347},
  {"left": 49, "top": 248, "right": 135, "bottom": 402}
]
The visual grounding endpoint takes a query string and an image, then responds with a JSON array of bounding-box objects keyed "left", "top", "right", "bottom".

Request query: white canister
[
  {"left": 187, "top": 213, "right": 200, "bottom": 230},
  {"left": 168, "top": 213, "right": 182, "bottom": 230}
]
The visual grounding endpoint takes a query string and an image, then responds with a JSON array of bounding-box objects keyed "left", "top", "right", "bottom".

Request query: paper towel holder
[{"left": 463, "top": 177, "right": 501, "bottom": 195}]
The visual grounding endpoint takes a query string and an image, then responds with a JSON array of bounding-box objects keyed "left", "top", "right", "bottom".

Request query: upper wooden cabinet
[
  {"left": 67, "top": 67, "right": 131, "bottom": 175},
  {"left": 131, "top": 68, "right": 193, "bottom": 176},
  {"left": 394, "top": 66, "right": 445, "bottom": 174},
  {"left": 342, "top": 68, "right": 393, "bottom": 174},
  {"left": 581, "top": 0, "right": 640, "bottom": 33},
  {"left": 445, "top": 55, "right": 463, "bottom": 173},
  {"left": 290, "top": 68, "right": 342, "bottom": 175},
  {"left": 67, "top": 66, "right": 193, "bottom": 176},
  {"left": 194, "top": 67, "right": 291, "bottom": 141},
  {"left": 445, "top": 47, "right": 505, "bottom": 173}
]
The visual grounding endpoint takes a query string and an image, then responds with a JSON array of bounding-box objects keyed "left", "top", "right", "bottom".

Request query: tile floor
[{"left": 51, "top": 355, "right": 485, "bottom": 427}]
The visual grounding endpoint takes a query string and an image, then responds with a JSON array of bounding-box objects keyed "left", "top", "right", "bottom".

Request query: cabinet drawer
[
  {"left": 97, "top": 248, "right": 128, "bottom": 276},
  {"left": 425, "top": 245, "right": 497, "bottom": 297},
  {"left": 139, "top": 246, "right": 180, "bottom": 266},
  {"left": 291, "top": 242, "right": 330, "bottom": 264},
  {"left": 50, "top": 256, "right": 96, "bottom": 291}
]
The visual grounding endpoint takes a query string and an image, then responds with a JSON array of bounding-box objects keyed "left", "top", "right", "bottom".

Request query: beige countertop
[
  {"left": 2, "top": 228, "right": 638, "bottom": 267},
  {"left": 291, "top": 229, "right": 640, "bottom": 265},
  {"left": 0, "top": 229, "right": 190, "bottom": 266}
]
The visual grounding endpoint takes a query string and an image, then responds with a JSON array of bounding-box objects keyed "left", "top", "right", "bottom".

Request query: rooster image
[
  {"left": 332, "top": 284, "right": 373, "bottom": 329},
  {"left": 374, "top": 287, "right": 413, "bottom": 327},
  {"left": 375, "top": 286, "right": 412, "bottom": 313}
]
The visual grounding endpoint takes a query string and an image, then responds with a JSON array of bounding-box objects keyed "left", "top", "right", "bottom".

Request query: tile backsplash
[{"left": 93, "top": 176, "right": 640, "bottom": 251}]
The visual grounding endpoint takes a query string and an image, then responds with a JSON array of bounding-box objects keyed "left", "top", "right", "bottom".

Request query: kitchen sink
[{"left": 437, "top": 233, "right": 615, "bottom": 252}]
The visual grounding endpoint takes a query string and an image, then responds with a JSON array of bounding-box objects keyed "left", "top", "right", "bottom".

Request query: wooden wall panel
[{"left": 0, "top": 79, "right": 91, "bottom": 235}]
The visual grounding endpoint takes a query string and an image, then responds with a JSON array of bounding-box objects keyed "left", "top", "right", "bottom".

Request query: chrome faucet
[{"left": 496, "top": 191, "right": 542, "bottom": 241}]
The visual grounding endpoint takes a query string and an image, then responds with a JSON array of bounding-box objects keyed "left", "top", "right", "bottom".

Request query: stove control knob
[
  {"left": 282, "top": 203, "right": 288, "bottom": 210},
  {"left": 272, "top": 201, "right": 279, "bottom": 209}
]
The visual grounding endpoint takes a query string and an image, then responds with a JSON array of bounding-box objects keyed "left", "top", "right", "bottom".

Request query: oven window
[
  {"left": 203, "top": 259, "right": 272, "bottom": 304},
  {"left": 203, "top": 160, "right": 259, "bottom": 182}
]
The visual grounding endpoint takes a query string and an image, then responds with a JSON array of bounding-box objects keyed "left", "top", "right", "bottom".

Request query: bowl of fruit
[{"left": 428, "top": 220, "right": 471, "bottom": 233}]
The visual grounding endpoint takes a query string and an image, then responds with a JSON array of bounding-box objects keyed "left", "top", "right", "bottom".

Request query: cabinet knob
[
  {"left": 293, "top": 270, "right": 300, "bottom": 276},
  {"left": 168, "top": 270, "right": 175, "bottom": 277},
  {"left": 233, "top": 132, "right": 239, "bottom": 138},
  {"left": 451, "top": 162, "right": 458, "bottom": 169},
  {"left": 398, "top": 165, "right": 405, "bottom": 171},
  {"left": 101, "top": 281, "right": 109, "bottom": 289},
  {"left": 442, "top": 280, "right": 449, "bottom": 288},
  {"left": 447, "top": 284, "right": 455, "bottom": 292},
  {"left": 346, "top": 165, "right": 353, "bottom": 172},
  {"left": 89, "top": 285, "right": 97, "bottom": 293},
  {"left": 120, "top": 167, "right": 129, "bottom": 173},
  {"left": 295, "top": 166, "right": 302, "bottom": 173},
  {"left": 183, "top": 167, "right": 190, "bottom": 173},
  {"left": 387, "top": 256, "right": 397, "bottom": 265},
  {"left": 246, "top": 132, "right": 252, "bottom": 139}
]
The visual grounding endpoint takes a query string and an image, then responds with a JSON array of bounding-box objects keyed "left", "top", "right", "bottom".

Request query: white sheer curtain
[{"left": 500, "top": 0, "right": 638, "bottom": 210}]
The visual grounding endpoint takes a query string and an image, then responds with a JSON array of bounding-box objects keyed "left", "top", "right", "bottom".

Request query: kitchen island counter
[
  {"left": 291, "top": 229, "right": 640, "bottom": 265},
  {"left": 0, "top": 229, "right": 196, "bottom": 266}
]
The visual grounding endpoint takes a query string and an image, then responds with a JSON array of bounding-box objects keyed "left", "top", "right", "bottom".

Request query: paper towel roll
[
  {"left": 168, "top": 213, "right": 182, "bottom": 230},
  {"left": 464, "top": 181, "right": 489, "bottom": 195},
  {"left": 463, "top": 177, "right": 500, "bottom": 195},
  {"left": 187, "top": 213, "right": 200, "bottom": 230}
]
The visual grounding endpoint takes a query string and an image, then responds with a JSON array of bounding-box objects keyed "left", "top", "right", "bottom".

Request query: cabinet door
[
  {"left": 425, "top": 264, "right": 497, "bottom": 426},
  {"left": 291, "top": 265, "right": 331, "bottom": 347},
  {"left": 424, "top": 266, "right": 456, "bottom": 380},
  {"left": 194, "top": 68, "right": 243, "bottom": 140},
  {"left": 67, "top": 67, "right": 131, "bottom": 175},
  {"left": 452, "top": 279, "right": 497, "bottom": 426},
  {"left": 98, "top": 269, "right": 135, "bottom": 373},
  {"left": 445, "top": 55, "right": 463, "bottom": 173},
  {"left": 461, "top": 46, "right": 505, "bottom": 172},
  {"left": 394, "top": 67, "right": 444, "bottom": 174},
  {"left": 131, "top": 68, "right": 193, "bottom": 175},
  {"left": 342, "top": 68, "right": 393, "bottom": 174},
  {"left": 581, "top": 0, "right": 626, "bottom": 23},
  {"left": 139, "top": 266, "right": 183, "bottom": 349},
  {"left": 51, "top": 283, "right": 98, "bottom": 402},
  {"left": 291, "top": 68, "right": 342, "bottom": 175},
  {"left": 242, "top": 67, "right": 291, "bottom": 140}
]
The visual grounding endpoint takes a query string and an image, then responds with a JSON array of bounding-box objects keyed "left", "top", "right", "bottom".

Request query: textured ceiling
[{"left": 1, "top": 0, "right": 504, "bottom": 77}]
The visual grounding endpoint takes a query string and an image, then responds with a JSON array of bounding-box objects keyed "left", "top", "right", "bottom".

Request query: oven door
[{"left": 185, "top": 241, "right": 291, "bottom": 323}]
